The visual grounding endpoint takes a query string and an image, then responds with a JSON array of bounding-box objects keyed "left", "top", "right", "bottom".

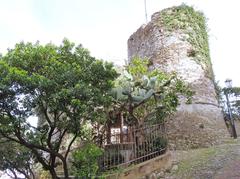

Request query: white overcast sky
[{"left": 0, "top": 0, "right": 240, "bottom": 87}]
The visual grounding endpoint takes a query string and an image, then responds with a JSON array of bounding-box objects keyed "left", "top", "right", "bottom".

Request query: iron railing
[{"left": 98, "top": 123, "right": 167, "bottom": 172}]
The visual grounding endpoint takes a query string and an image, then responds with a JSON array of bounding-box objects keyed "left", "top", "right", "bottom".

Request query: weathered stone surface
[
  {"left": 128, "top": 6, "right": 229, "bottom": 149},
  {"left": 165, "top": 103, "right": 228, "bottom": 150},
  {"left": 171, "top": 164, "right": 178, "bottom": 171},
  {"left": 106, "top": 151, "right": 172, "bottom": 179},
  {"left": 156, "top": 171, "right": 165, "bottom": 178}
]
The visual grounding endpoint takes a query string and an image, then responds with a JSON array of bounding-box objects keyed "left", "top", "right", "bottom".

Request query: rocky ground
[{"left": 160, "top": 139, "right": 240, "bottom": 179}]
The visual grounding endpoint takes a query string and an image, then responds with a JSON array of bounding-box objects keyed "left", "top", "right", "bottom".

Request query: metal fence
[{"left": 98, "top": 123, "right": 167, "bottom": 172}]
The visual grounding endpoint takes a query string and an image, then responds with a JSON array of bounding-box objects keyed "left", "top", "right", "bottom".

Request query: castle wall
[{"left": 128, "top": 5, "right": 229, "bottom": 149}]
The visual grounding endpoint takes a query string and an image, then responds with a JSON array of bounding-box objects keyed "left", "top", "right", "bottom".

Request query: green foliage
[
  {"left": 0, "top": 39, "right": 118, "bottom": 178},
  {"left": 214, "top": 81, "right": 223, "bottom": 103},
  {"left": 127, "top": 57, "right": 149, "bottom": 78},
  {"left": 72, "top": 143, "right": 103, "bottom": 178},
  {"left": 152, "top": 137, "right": 168, "bottom": 150},
  {"left": 111, "top": 57, "right": 193, "bottom": 125},
  {"left": 157, "top": 4, "right": 213, "bottom": 79},
  {"left": 0, "top": 138, "right": 34, "bottom": 179}
]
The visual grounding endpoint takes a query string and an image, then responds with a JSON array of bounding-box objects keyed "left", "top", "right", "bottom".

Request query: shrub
[
  {"left": 72, "top": 143, "right": 103, "bottom": 178},
  {"left": 152, "top": 137, "right": 168, "bottom": 152}
]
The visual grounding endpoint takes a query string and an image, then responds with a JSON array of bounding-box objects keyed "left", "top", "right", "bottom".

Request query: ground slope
[{"left": 164, "top": 139, "right": 240, "bottom": 179}]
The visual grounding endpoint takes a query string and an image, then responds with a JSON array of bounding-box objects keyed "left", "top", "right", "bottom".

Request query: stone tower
[{"left": 128, "top": 5, "right": 228, "bottom": 149}]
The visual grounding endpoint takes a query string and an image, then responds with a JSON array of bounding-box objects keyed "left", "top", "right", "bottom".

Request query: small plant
[
  {"left": 152, "top": 137, "right": 168, "bottom": 152},
  {"left": 72, "top": 143, "right": 103, "bottom": 178}
]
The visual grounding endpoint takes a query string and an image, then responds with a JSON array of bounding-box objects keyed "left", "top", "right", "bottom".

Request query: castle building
[{"left": 128, "top": 5, "right": 229, "bottom": 149}]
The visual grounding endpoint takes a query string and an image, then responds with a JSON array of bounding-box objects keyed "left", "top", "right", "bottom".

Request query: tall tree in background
[
  {"left": 229, "top": 87, "right": 240, "bottom": 118},
  {"left": 222, "top": 86, "right": 240, "bottom": 119},
  {"left": 217, "top": 82, "right": 240, "bottom": 138},
  {"left": 0, "top": 39, "right": 118, "bottom": 178}
]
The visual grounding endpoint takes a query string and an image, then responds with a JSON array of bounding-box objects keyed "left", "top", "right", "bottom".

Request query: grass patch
[
  {"left": 169, "top": 139, "right": 240, "bottom": 178},
  {"left": 174, "top": 147, "right": 217, "bottom": 176},
  {"left": 221, "top": 138, "right": 239, "bottom": 145}
]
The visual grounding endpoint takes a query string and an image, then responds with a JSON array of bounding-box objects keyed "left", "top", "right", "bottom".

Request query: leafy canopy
[{"left": 0, "top": 39, "right": 118, "bottom": 178}]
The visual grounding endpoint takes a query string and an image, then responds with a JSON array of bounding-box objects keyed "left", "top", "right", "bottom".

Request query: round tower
[{"left": 128, "top": 5, "right": 229, "bottom": 149}]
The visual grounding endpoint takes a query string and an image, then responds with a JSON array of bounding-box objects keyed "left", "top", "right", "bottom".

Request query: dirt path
[{"left": 164, "top": 139, "right": 240, "bottom": 179}]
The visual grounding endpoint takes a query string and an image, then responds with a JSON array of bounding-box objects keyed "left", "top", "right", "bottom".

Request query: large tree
[{"left": 0, "top": 39, "right": 118, "bottom": 178}]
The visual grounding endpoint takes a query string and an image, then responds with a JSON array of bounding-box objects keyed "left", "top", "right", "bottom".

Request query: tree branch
[
  {"left": 64, "top": 134, "right": 78, "bottom": 160},
  {"left": 47, "top": 126, "right": 55, "bottom": 149},
  {"left": 39, "top": 101, "right": 52, "bottom": 126},
  {"left": 56, "top": 129, "right": 67, "bottom": 152}
]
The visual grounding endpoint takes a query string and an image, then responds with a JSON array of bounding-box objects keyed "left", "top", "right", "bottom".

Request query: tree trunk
[
  {"left": 29, "top": 168, "right": 35, "bottom": 179},
  {"left": 49, "top": 168, "right": 59, "bottom": 179},
  {"left": 62, "top": 159, "right": 69, "bottom": 179}
]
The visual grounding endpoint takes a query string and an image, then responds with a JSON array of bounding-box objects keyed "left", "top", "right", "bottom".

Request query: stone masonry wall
[{"left": 128, "top": 5, "right": 229, "bottom": 149}]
